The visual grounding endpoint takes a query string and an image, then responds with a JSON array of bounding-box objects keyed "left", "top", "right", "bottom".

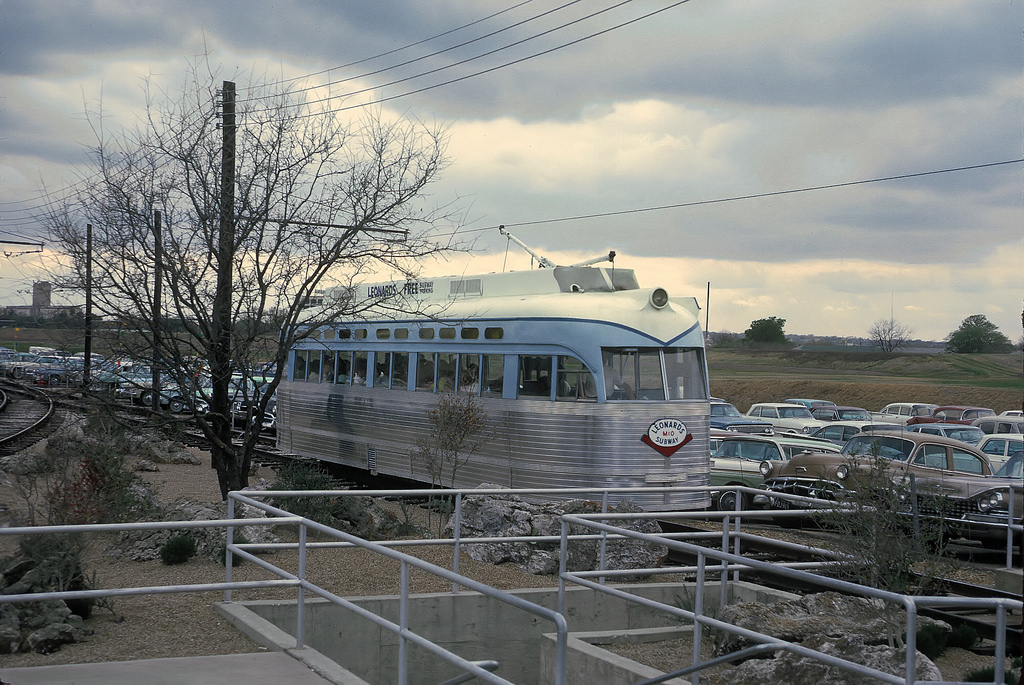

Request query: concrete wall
[{"left": 220, "top": 581, "right": 796, "bottom": 684}]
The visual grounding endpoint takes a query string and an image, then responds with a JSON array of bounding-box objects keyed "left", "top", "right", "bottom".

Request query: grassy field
[
  {"left": 3, "top": 327, "right": 1021, "bottom": 414},
  {"left": 707, "top": 348, "right": 1023, "bottom": 414}
]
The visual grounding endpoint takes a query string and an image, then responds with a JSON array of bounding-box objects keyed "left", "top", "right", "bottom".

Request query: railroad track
[
  {"left": 0, "top": 380, "right": 58, "bottom": 456},
  {"left": 660, "top": 520, "right": 1022, "bottom": 650}
]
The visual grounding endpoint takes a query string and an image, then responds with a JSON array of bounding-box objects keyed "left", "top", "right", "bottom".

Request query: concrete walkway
[{"left": 0, "top": 651, "right": 343, "bottom": 685}]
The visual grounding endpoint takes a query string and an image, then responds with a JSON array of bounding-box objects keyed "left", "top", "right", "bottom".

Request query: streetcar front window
[
  {"left": 666, "top": 348, "right": 707, "bottom": 400},
  {"left": 602, "top": 347, "right": 707, "bottom": 401}
]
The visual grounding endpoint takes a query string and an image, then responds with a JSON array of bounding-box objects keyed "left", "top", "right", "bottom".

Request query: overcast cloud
[{"left": 1, "top": 0, "right": 1021, "bottom": 342}]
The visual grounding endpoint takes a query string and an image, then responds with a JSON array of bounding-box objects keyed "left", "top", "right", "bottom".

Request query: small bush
[
  {"left": 270, "top": 462, "right": 337, "bottom": 524},
  {"left": 217, "top": 533, "right": 250, "bottom": 567},
  {"left": 160, "top": 534, "right": 197, "bottom": 565},
  {"left": 915, "top": 623, "right": 948, "bottom": 659},
  {"left": 963, "top": 666, "right": 1014, "bottom": 683},
  {"left": 948, "top": 623, "right": 979, "bottom": 650}
]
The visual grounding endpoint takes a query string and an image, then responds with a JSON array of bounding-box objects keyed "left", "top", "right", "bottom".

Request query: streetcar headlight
[{"left": 650, "top": 288, "right": 669, "bottom": 309}]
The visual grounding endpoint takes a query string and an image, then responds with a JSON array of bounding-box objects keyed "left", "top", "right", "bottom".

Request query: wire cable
[
  {"left": 277, "top": 0, "right": 691, "bottom": 120},
  {"left": 240, "top": 0, "right": 539, "bottom": 95},
  {"left": 449, "top": 158, "right": 1024, "bottom": 235},
  {"left": 237, "top": 0, "right": 583, "bottom": 104}
]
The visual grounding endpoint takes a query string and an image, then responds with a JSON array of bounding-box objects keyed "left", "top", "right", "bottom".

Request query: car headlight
[
  {"left": 801, "top": 426, "right": 811, "bottom": 434},
  {"left": 759, "top": 460, "right": 774, "bottom": 477},
  {"left": 836, "top": 465, "right": 849, "bottom": 481},
  {"left": 977, "top": 491, "right": 1006, "bottom": 513}
]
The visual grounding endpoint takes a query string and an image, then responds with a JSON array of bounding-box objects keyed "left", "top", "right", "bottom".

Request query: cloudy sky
[{"left": 1, "top": 0, "right": 1021, "bottom": 342}]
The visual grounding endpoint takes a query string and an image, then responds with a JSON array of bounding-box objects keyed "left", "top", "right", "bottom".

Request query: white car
[
  {"left": 869, "top": 402, "right": 938, "bottom": 425},
  {"left": 976, "top": 434, "right": 1024, "bottom": 468},
  {"left": 745, "top": 402, "right": 830, "bottom": 435},
  {"left": 999, "top": 410, "right": 1023, "bottom": 417},
  {"left": 971, "top": 415, "right": 1024, "bottom": 435}
]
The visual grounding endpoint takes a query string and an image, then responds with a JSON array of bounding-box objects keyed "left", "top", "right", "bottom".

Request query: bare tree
[
  {"left": 415, "top": 393, "right": 488, "bottom": 490},
  {"left": 868, "top": 318, "right": 913, "bottom": 354},
  {"left": 43, "top": 63, "right": 462, "bottom": 498}
]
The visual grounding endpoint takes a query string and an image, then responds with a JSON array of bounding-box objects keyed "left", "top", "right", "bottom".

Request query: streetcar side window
[
  {"left": 556, "top": 356, "right": 597, "bottom": 402},
  {"left": 436, "top": 352, "right": 457, "bottom": 392},
  {"left": 335, "top": 351, "right": 351, "bottom": 384},
  {"left": 458, "top": 354, "right": 481, "bottom": 395},
  {"left": 293, "top": 350, "right": 307, "bottom": 382},
  {"left": 518, "top": 355, "right": 553, "bottom": 397},
  {"left": 373, "top": 352, "right": 391, "bottom": 389},
  {"left": 416, "top": 352, "right": 436, "bottom": 391},
  {"left": 392, "top": 352, "right": 409, "bottom": 390},
  {"left": 352, "top": 351, "right": 368, "bottom": 385},
  {"left": 481, "top": 354, "right": 503, "bottom": 395},
  {"left": 307, "top": 351, "right": 322, "bottom": 382},
  {"left": 322, "top": 352, "right": 336, "bottom": 385}
]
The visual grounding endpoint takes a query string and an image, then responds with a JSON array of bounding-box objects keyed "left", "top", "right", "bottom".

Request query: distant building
[{"left": 2, "top": 281, "right": 82, "bottom": 320}]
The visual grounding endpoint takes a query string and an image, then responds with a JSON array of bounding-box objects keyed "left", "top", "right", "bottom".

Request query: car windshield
[
  {"left": 994, "top": 452, "right": 1022, "bottom": 479},
  {"left": 842, "top": 435, "right": 914, "bottom": 461},
  {"left": 779, "top": 407, "right": 812, "bottom": 419},
  {"left": 838, "top": 409, "right": 870, "bottom": 420},
  {"left": 711, "top": 404, "right": 742, "bottom": 417},
  {"left": 945, "top": 428, "right": 983, "bottom": 445}
]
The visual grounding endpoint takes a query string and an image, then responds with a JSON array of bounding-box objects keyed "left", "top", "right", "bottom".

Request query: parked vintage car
[
  {"left": 709, "top": 399, "right": 774, "bottom": 435},
  {"left": 906, "top": 405, "right": 995, "bottom": 426},
  {"left": 810, "top": 405, "right": 872, "bottom": 422},
  {"left": 977, "top": 435, "right": 1024, "bottom": 469},
  {"left": 784, "top": 398, "right": 836, "bottom": 410},
  {"left": 710, "top": 433, "right": 840, "bottom": 510},
  {"left": 746, "top": 402, "right": 830, "bottom": 435},
  {"left": 906, "top": 422, "right": 985, "bottom": 446},
  {"left": 870, "top": 402, "right": 938, "bottom": 425},
  {"left": 758, "top": 431, "right": 1021, "bottom": 547},
  {"left": 995, "top": 450, "right": 1022, "bottom": 478},
  {"left": 971, "top": 415, "right": 1024, "bottom": 435},
  {"left": 0, "top": 352, "right": 42, "bottom": 379},
  {"left": 998, "top": 410, "right": 1023, "bottom": 418},
  {"left": 810, "top": 422, "right": 905, "bottom": 446}
]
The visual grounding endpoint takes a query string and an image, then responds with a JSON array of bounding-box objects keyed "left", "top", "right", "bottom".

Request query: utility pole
[
  {"left": 83, "top": 224, "right": 93, "bottom": 387},
  {"left": 211, "top": 80, "right": 236, "bottom": 492},
  {"left": 151, "top": 209, "right": 162, "bottom": 411}
]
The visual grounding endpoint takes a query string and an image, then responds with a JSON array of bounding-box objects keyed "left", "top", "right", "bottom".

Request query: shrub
[
  {"left": 44, "top": 420, "right": 160, "bottom": 525},
  {"left": 948, "top": 623, "right": 979, "bottom": 650},
  {"left": 915, "top": 623, "right": 949, "bottom": 659},
  {"left": 160, "top": 534, "right": 197, "bottom": 565},
  {"left": 269, "top": 461, "right": 337, "bottom": 524},
  {"left": 216, "top": 533, "right": 250, "bottom": 567},
  {"left": 963, "top": 666, "right": 1014, "bottom": 683}
]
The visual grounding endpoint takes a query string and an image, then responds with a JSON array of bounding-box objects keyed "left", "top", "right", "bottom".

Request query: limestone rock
[
  {"left": 709, "top": 592, "right": 947, "bottom": 684},
  {"left": 445, "top": 486, "right": 667, "bottom": 575}
]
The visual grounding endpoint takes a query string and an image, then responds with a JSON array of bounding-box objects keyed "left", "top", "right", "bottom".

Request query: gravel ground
[
  {"left": 0, "top": 448, "right": 1018, "bottom": 683},
  {"left": 0, "top": 449, "right": 557, "bottom": 670}
]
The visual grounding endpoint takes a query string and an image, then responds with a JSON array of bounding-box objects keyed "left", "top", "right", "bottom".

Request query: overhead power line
[
  {"left": 241, "top": 0, "right": 540, "bottom": 95},
  {"left": 457, "top": 158, "right": 1024, "bottom": 234},
  {"left": 237, "top": 0, "right": 580, "bottom": 104},
  {"left": 249, "top": 0, "right": 649, "bottom": 117}
]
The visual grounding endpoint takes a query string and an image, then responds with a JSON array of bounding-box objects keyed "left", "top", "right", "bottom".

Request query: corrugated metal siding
[{"left": 278, "top": 381, "right": 709, "bottom": 510}]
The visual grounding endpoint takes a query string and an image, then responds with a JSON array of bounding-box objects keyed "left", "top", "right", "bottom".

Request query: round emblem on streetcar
[{"left": 641, "top": 418, "right": 692, "bottom": 457}]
